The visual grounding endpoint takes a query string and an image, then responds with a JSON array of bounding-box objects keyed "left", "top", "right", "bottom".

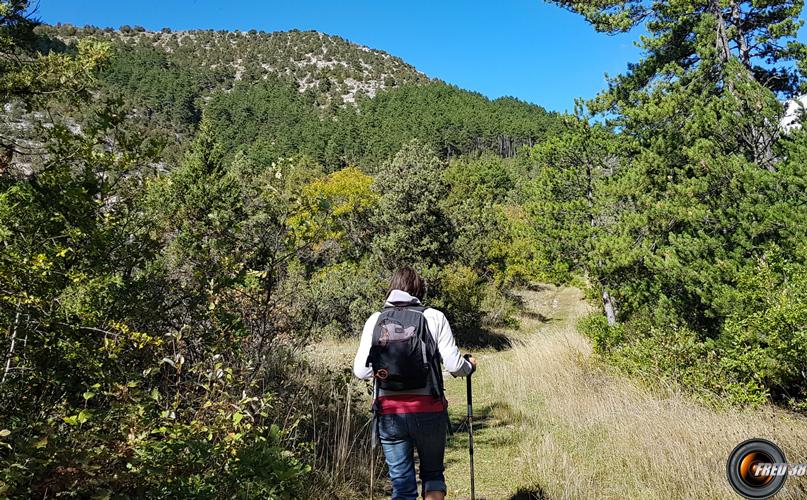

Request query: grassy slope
[{"left": 311, "top": 286, "right": 807, "bottom": 499}]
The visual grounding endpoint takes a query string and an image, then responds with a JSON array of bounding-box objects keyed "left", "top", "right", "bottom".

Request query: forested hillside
[
  {"left": 2, "top": 0, "right": 807, "bottom": 498},
  {"left": 31, "top": 24, "right": 561, "bottom": 168},
  {"left": 43, "top": 25, "right": 427, "bottom": 105}
]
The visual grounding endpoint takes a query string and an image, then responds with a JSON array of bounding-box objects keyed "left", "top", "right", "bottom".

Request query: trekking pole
[
  {"left": 370, "top": 441, "right": 375, "bottom": 500},
  {"left": 464, "top": 353, "right": 476, "bottom": 500},
  {"left": 369, "top": 377, "right": 377, "bottom": 500}
]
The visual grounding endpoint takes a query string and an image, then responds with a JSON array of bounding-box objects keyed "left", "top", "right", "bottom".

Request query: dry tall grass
[
  {"left": 313, "top": 285, "right": 807, "bottom": 498},
  {"left": 266, "top": 355, "right": 382, "bottom": 499},
  {"left": 477, "top": 286, "right": 807, "bottom": 499},
  {"left": 302, "top": 379, "right": 384, "bottom": 498}
]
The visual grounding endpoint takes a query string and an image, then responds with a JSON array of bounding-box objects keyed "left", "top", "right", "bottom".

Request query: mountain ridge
[{"left": 38, "top": 25, "right": 430, "bottom": 106}]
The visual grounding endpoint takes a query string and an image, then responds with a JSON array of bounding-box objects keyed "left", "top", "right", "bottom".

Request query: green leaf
[
  {"left": 83, "top": 391, "right": 95, "bottom": 401},
  {"left": 232, "top": 412, "right": 243, "bottom": 425},
  {"left": 77, "top": 410, "right": 91, "bottom": 424},
  {"left": 0, "top": 429, "right": 10, "bottom": 437}
]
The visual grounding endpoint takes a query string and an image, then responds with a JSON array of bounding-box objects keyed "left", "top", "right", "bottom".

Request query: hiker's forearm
[
  {"left": 353, "top": 313, "right": 378, "bottom": 380},
  {"left": 435, "top": 314, "right": 473, "bottom": 377}
]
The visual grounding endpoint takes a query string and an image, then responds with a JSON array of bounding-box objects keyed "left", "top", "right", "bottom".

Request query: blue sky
[{"left": 32, "top": 1, "right": 801, "bottom": 112}]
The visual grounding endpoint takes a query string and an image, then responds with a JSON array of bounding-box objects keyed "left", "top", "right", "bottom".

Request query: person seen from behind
[{"left": 353, "top": 267, "right": 477, "bottom": 499}]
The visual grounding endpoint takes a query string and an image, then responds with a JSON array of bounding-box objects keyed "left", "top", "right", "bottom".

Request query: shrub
[
  {"left": 305, "top": 260, "right": 386, "bottom": 337},
  {"left": 480, "top": 283, "right": 520, "bottom": 328},
  {"left": 429, "top": 264, "right": 484, "bottom": 334},
  {"left": 578, "top": 313, "right": 624, "bottom": 352},
  {"left": 718, "top": 258, "right": 807, "bottom": 409}
]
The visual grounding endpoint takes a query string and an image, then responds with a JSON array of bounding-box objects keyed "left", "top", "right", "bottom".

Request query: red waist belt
[{"left": 376, "top": 394, "right": 447, "bottom": 415}]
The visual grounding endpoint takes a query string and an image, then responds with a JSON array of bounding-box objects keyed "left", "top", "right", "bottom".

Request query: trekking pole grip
[{"left": 464, "top": 353, "right": 475, "bottom": 374}]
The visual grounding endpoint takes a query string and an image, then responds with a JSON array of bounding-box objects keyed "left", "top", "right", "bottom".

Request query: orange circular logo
[{"left": 727, "top": 439, "right": 787, "bottom": 499}]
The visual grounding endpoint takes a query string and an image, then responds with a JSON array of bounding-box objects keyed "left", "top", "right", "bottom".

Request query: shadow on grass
[
  {"left": 525, "top": 283, "right": 552, "bottom": 292},
  {"left": 450, "top": 400, "right": 523, "bottom": 435},
  {"left": 510, "top": 485, "right": 549, "bottom": 499},
  {"left": 521, "top": 310, "right": 553, "bottom": 323},
  {"left": 456, "top": 326, "right": 513, "bottom": 351}
]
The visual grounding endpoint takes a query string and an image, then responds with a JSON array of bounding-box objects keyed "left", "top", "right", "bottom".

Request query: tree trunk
[
  {"left": 712, "top": 1, "right": 732, "bottom": 66},
  {"left": 601, "top": 285, "right": 617, "bottom": 326},
  {"left": 729, "top": 1, "right": 750, "bottom": 68},
  {"left": 581, "top": 137, "right": 618, "bottom": 326}
]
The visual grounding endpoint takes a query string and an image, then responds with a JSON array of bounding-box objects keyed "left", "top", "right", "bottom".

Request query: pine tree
[
  {"left": 371, "top": 140, "right": 452, "bottom": 271},
  {"left": 545, "top": 0, "right": 807, "bottom": 403}
]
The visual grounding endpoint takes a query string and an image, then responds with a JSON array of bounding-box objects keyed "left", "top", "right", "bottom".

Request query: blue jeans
[{"left": 378, "top": 411, "right": 447, "bottom": 499}]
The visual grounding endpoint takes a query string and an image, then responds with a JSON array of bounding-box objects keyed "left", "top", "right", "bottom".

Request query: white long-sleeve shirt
[{"left": 353, "top": 290, "right": 473, "bottom": 394}]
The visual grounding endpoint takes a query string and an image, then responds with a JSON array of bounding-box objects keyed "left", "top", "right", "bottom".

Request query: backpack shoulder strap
[{"left": 411, "top": 306, "right": 444, "bottom": 398}]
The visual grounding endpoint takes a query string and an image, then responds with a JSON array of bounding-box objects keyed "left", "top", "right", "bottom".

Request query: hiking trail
[{"left": 442, "top": 285, "right": 587, "bottom": 500}]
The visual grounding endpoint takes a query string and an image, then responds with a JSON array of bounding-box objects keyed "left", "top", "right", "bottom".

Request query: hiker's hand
[{"left": 463, "top": 353, "right": 477, "bottom": 375}]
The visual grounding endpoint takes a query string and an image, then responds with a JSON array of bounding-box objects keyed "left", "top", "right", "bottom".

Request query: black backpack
[{"left": 365, "top": 304, "right": 443, "bottom": 396}]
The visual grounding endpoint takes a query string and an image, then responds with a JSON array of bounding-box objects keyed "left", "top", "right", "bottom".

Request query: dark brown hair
[{"left": 388, "top": 266, "right": 425, "bottom": 300}]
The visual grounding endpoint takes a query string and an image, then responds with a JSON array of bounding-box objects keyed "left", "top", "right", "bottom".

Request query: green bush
[
  {"left": 306, "top": 260, "right": 386, "bottom": 337},
  {"left": 480, "top": 284, "right": 520, "bottom": 328},
  {"left": 578, "top": 313, "right": 624, "bottom": 352},
  {"left": 428, "top": 264, "right": 484, "bottom": 334},
  {"left": 718, "top": 257, "right": 807, "bottom": 409}
]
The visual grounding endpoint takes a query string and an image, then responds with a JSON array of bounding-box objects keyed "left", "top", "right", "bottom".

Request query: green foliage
[
  {"left": 291, "top": 166, "right": 379, "bottom": 263},
  {"left": 523, "top": 119, "right": 622, "bottom": 285},
  {"left": 443, "top": 154, "right": 515, "bottom": 274},
  {"left": 486, "top": 204, "right": 549, "bottom": 287},
  {"left": 353, "top": 83, "right": 561, "bottom": 167},
  {"left": 548, "top": 0, "right": 807, "bottom": 408},
  {"left": 199, "top": 79, "right": 562, "bottom": 171},
  {"left": 0, "top": 3, "right": 109, "bottom": 109},
  {"left": 100, "top": 44, "right": 219, "bottom": 132},
  {"left": 0, "top": 18, "right": 319, "bottom": 496},
  {"left": 718, "top": 251, "right": 807, "bottom": 408},
  {"left": 305, "top": 260, "right": 386, "bottom": 338},
  {"left": 205, "top": 78, "right": 330, "bottom": 164},
  {"left": 430, "top": 264, "right": 485, "bottom": 334},
  {"left": 578, "top": 314, "right": 624, "bottom": 352},
  {"left": 371, "top": 141, "right": 452, "bottom": 270}
]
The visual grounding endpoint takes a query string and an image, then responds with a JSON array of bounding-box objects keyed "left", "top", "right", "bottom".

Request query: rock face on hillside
[
  {"left": 37, "top": 25, "right": 429, "bottom": 106},
  {"left": 781, "top": 95, "right": 807, "bottom": 132}
]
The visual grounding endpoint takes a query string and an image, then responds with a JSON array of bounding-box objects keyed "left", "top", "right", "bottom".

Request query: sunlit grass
[
  {"left": 311, "top": 285, "right": 807, "bottom": 499},
  {"left": 446, "top": 286, "right": 807, "bottom": 500}
]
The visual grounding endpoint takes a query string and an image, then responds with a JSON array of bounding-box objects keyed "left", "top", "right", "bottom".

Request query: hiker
[{"left": 353, "top": 267, "right": 477, "bottom": 500}]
